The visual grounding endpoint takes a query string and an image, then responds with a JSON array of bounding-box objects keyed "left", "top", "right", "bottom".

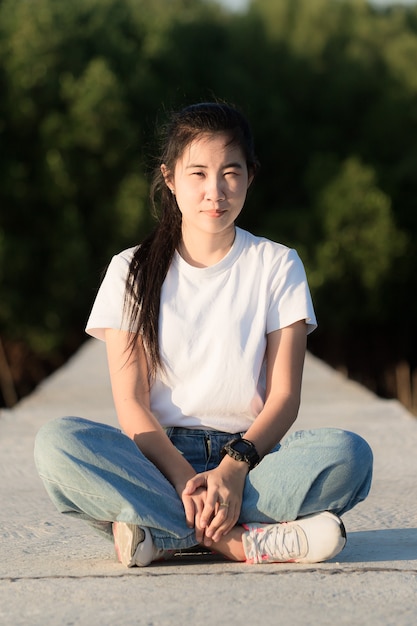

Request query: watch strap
[{"left": 221, "top": 437, "right": 260, "bottom": 471}]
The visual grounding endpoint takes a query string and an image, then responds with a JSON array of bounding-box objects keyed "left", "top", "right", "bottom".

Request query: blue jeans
[{"left": 34, "top": 417, "right": 373, "bottom": 551}]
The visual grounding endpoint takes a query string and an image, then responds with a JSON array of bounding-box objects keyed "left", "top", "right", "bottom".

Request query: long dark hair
[{"left": 124, "top": 102, "right": 259, "bottom": 379}]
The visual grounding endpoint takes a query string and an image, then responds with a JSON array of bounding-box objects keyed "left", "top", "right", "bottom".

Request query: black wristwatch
[{"left": 220, "top": 437, "right": 260, "bottom": 471}]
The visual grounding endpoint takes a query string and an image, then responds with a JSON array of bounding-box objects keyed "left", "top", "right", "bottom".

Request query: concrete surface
[{"left": 0, "top": 339, "right": 416, "bottom": 625}]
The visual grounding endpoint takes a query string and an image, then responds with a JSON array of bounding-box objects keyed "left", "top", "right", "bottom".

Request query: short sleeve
[
  {"left": 85, "top": 247, "right": 137, "bottom": 341},
  {"left": 266, "top": 248, "right": 317, "bottom": 335}
]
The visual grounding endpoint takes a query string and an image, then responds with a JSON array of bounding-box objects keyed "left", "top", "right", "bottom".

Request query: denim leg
[
  {"left": 160, "top": 427, "right": 372, "bottom": 523},
  {"left": 35, "top": 419, "right": 373, "bottom": 551},
  {"left": 34, "top": 416, "right": 197, "bottom": 550},
  {"left": 239, "top": 428, "right": 373, "bottom": 524}
]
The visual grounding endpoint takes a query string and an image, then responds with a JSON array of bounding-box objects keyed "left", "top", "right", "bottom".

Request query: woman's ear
[{"left": 161, "top": 164, "right": 174, "bottom": 194}]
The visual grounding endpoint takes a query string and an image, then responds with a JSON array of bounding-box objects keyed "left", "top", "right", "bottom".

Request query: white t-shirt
[{"left": 86, "top": 227, "right": 317, "bottom": 433}]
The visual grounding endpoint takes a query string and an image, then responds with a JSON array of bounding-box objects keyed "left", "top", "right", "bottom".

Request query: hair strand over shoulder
[{"left": 124, "top": 101, "right": 259, "bottom": 380}]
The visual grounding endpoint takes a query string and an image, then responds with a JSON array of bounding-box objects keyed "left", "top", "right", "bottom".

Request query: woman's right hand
[
  {"left": 181, "top": 458, "right": 247, "bottom": 546},
  {"left": 181, "top": 480, "right": 209, "bottom": 543}
]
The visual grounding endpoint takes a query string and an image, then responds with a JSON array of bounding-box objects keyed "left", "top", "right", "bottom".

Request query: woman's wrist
[
  {"left": 174, "top": 469, "right": 198, "bottom": 497},
  {"left": 219, "top": 452, "right": 250, "bottom": 476},
  {"left": 220, "top": 436, "right": 260, "bottom": 471}
]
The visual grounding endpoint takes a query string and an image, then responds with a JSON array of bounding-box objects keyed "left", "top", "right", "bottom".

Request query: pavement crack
[{"left": 2, "top": 567, "right": 417, "bottom": 582}]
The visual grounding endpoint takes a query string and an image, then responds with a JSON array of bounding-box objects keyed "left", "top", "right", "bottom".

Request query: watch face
[
  {"left": 232, "top": 439, "right": 252, "bottom": 455},
  {"left": 222, "top": 438, "right": 259, "bottom": 470}
]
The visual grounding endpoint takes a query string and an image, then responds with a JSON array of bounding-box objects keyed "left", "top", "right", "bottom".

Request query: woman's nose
[{"left": 205, "top": 176, "right": 226, "bottom": 201}]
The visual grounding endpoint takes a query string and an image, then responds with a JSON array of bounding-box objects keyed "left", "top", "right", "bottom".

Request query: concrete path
[{"left": 0, "top": 339, "right": 416, "bottom": 625}]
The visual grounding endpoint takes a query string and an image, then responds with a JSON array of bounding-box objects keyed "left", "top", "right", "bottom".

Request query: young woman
[{"left": 34, "top": 102, "right": 373, "bottom": 567}]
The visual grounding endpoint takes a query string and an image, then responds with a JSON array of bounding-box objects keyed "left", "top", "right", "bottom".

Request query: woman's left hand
[{"left": 182, "top": 456, "right": 248, "bottom": 546}]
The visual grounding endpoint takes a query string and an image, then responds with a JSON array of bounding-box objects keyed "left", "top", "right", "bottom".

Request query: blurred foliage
[
  {"left": 311, "top": 157, "right": 406, "bottom": 325},
  {"left": 0, "top": 0, "right": 416, "bottom": 407}
]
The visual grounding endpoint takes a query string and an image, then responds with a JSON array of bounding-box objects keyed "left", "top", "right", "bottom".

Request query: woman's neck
[{"left": 179, "top": 227, "right": 236, "bottom": 268}]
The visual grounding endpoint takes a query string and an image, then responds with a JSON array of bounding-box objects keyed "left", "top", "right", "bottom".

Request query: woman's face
[{"left": 162, "top": 133, "right": 252, "bottom": 239}]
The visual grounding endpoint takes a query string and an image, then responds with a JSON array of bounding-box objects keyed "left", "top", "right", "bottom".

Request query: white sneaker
[
  {"left": 112, "top": 522, "right": 174, "bottom": 567},
  {"left": 242, "top": 511, "right": 346, "bottom": 564}
]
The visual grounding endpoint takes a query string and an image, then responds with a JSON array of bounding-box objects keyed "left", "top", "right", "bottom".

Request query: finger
[
  {"left": 183, "top": 489, "right": 208, "bottom": 541},
  {"left": 206, "top": 504, "right": 240, "bottom": 542},
  {"left": 212, "top": 515, "right": 239, "bottom": 542},
  {"left": 182, "top": 494, "right": 196, "bottom": 528},
  {"left": 205, "top": 507, "right": 231, "bottom": 545},
  {"left": 205, "top": 505, "right": 231, "bottom": 536},
  {"left": 183, "top": 474, "right": 207, "bottom": 495},
  {"left": 194, "top": 501, "right": 209, "bottom": 544},
  {"left": 200, "top": 496, "right": 217, "bottom": 529}
]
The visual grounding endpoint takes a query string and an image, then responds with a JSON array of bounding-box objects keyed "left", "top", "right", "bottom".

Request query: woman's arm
[
  {"left": 187, "top": 319, "right": 307, "bottom": 544},
  {"left": 104, "top": 328, "right": 197, "bottom": 495},
  {"left": 243, "top": 319, "right": 307, "bottom": 457}
]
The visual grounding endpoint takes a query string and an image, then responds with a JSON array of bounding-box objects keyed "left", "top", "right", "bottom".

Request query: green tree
[
  {"left": 310, "top": 157, "right": 407, "bottom": 326},
  {"left": 1, "top": 0, "right": 417, "bottom": 409}
]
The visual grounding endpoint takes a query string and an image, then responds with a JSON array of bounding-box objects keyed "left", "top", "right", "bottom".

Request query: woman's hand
[
  {"left": 182, "top": 456, "right": 248, "bottom": 546},
  {"left": 181, "top": 484, "right": 208, "bottom": 544}
]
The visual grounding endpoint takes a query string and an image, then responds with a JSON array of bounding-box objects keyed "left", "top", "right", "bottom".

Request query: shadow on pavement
[{"left": 339, "top": 528, "right": 417, "bottom": 563}]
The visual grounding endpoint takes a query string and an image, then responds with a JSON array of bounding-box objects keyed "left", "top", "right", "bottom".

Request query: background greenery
[{"left": 0, "top": 0, "right": 416, "bottom": 412}]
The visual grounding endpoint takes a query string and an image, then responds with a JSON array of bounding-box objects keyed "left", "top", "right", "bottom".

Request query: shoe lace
[{"left": 256, "top": 523, "right": 307, "bottom": 561}]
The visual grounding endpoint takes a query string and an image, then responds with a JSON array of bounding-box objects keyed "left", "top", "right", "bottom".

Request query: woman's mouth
[{"left": 203, "top": 210, "right": 227, "bottom": 218}]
